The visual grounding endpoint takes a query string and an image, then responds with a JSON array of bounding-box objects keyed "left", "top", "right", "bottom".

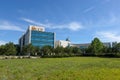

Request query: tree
[
  {"left": 112, "top": 43, "right": 120, "bottom": 55},
  {"left": 0, "top": 45, "right": 6, "bottom": 55},
  {"left": 4, "top": 42, "right": 17, "bottom": 55},
  {"left": 15, "top": 45, "right": 20, "bottom": 56},
  {"left": 22, "top": 44, "right": 35, "bottom": 56},
  {"left": 33, "top": 46, "right": 41, "bottom": 56},
  {"left": 72, "top": 47, "right": 81, "bottom": 55},
  {"left": 54, "top": 46, "right": 64, "bottom": 55},
  {"left": 41, "top": 45, "right": 53, "bottom": 56},
  {"left": 64, "top": 47, "right": 73, "bottom": 54},
  {"left": 88, "top": 37, "right": 104, "bottom": 55}
]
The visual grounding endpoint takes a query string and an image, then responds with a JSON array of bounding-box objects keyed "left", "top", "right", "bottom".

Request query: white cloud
[
  {"left": 0, "top": 40, "right": 7, "bottom": 45},
  {"left": 83, "top": 6, "right": 94, "bottom": 13},
  {"left": 21, "top": 18, "right": 43, "bottom": 26},
  {"left": 95, "top": 31, "right": 120, "bottom": 42},
  {"left": 68, "top": 22, "right": 83, "bottom": 31},
  {"left": 21, "top": 18, "right": 83, "bottom": 31},
  {"left": 0, "top": 21, "right": 25, "bottom": 32}
]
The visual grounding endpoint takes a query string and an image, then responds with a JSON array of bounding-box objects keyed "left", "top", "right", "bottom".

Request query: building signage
[{"left": 31, "top": 26, "right": 44, "bottom": 32}]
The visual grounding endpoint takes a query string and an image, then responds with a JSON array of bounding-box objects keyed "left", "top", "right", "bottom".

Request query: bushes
[
  {"left": 1, "top": 38, "right": 120, "bottom": 58},
  {"left": 83, "top": 38, "right": 120, "bottom": 57},
  {"left": 0, "top": 42, "right": 17, "bottom": 56},
  {"left": 41, "top": 46, "right": 82, "bottom": 58},
  {"left": 42, "top": 53, "right": 80, "bottom": 58}
]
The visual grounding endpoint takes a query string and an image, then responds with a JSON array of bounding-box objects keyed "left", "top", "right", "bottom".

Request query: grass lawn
[{"left": 0, "top": 57, "right": 120, "bottom": 80}]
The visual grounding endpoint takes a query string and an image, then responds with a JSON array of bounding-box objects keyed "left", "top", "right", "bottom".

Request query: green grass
[{"left": 0, "top": 57, "right": 120, "bottom": 80}]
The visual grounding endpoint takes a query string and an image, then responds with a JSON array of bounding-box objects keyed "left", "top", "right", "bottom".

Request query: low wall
[{"left": 0, "top": 56, "right": 41, "bottom": 59}]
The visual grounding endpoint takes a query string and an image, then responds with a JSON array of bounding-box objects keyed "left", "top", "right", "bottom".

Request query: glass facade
[{"left": 31, "top": 30, "right": 54, "bottom": 48}]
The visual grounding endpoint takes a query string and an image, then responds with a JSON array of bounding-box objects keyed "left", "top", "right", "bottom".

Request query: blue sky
[{"left": 0, "top": 0, "right": 120, "bottom": 45}]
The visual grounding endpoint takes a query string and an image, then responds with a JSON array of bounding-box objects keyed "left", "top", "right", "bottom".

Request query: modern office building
[{"left": 19, "top": 25, "right": 55, "bottom": 51}]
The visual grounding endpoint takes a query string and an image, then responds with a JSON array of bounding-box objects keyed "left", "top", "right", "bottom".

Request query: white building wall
[
  {"left": 55, "top": 40, "right": 70, "bottom": 48},
  {"left": 24, "top": 30, "right": 30, "bottom": 45}
]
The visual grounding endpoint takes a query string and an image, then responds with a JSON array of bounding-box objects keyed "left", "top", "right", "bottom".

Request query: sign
[{"left": 31, "top": 26, "right": 44, "bottom": 32}]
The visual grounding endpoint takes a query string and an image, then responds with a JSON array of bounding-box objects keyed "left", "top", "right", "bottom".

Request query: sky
[{"left": 0, "top": 0, "right": 120, "bottom": 45}]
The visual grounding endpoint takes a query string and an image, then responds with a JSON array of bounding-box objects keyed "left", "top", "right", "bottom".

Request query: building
[
  {"left": 70, "top": 43, "right": 90, "bottom": 49},
  {"left": 103, "top": 42, "right": 111, "bottom": 48},
  {"left": 55, "top": 40, "right": 71, "bottom": 48},
  {"left": 112, "top": 42, "right": 117, "bottom": 47},
  {"left": 70, "top": 42, "right": 112, "bottom": 49},
  {"left": 55, "top": 38, "right": 71, "bottom": 48},
  {"left": 19, "top": 25, "right": 55, "bottom": 51}
]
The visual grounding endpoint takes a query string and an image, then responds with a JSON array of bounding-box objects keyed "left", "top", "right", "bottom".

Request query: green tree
[
  {"left": 72, "top": 47, "right": 81, "bottom": 55},
  {"left": 103, "top": 46, "right": 113, "bottom": 53},
  {"left": 15, "top": 45, "right": 20, "bottom": 56},
  {"left": 54, "top": 46, "right": 64, "bottom": 55},
  {"left": 88, "top": 37, "right": 104, "bottom": 56},
  {"left": 63, "top": 47, "right": 73, "bottom": 56},
  {"left": 33, "top": 46, "right": 41, "bottom": 56},
  {"left": 4, "top": 42, "right": 17, "bottom": 55},
  {"left": 41, "top": 45, "right": 53, "bottom": 56},
  {"left": 64, "top": 47, "right": 73, "bottom": 54},
  {"left": 0, "top": 45, "right": 6, "bottom": 55},
  {"left": 22, "top": 44, "right": 35, "bottom": 56},
  {"left": 112, "top": 43, "right": 120, "bottom": 56}
]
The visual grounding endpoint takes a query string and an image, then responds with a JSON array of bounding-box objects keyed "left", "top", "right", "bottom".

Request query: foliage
[
  {"left": 33, "top": 46, "right": 41, "bottom": 56},
  {"left": 22, "top": 44, "right": 35, "bottom": 56},
  {"left": 0, "top": 42, "right": 17, "bottom": 55},
  {"left": 113, "top": 43, "right": 120, "bottom": 53},
  {"left": 0, "top": 45, "right": 5, "bottom": 55},
  {"left": 54, "top": 46, "right": 64, "bottom": 55},
  {"left": 87, "top": 37, "right": 104, "bottom": 55},
  {"left": 15, "top": 45, "right": 20, "bottom": 55},
  {"left": 21, "top": 44, "right": 41, "bottom": 56},
  {"left": 1, "top": 37, "right": 120, "bottom": 57},
  {"left": 72, "top": 47, "right": 81, "bottom": 55},
  {"left": 41, "top": 45, "right": 53, "bottom": 56},
  {"left": 64, "top": 47, "right": 73, "bottom": 54}
]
